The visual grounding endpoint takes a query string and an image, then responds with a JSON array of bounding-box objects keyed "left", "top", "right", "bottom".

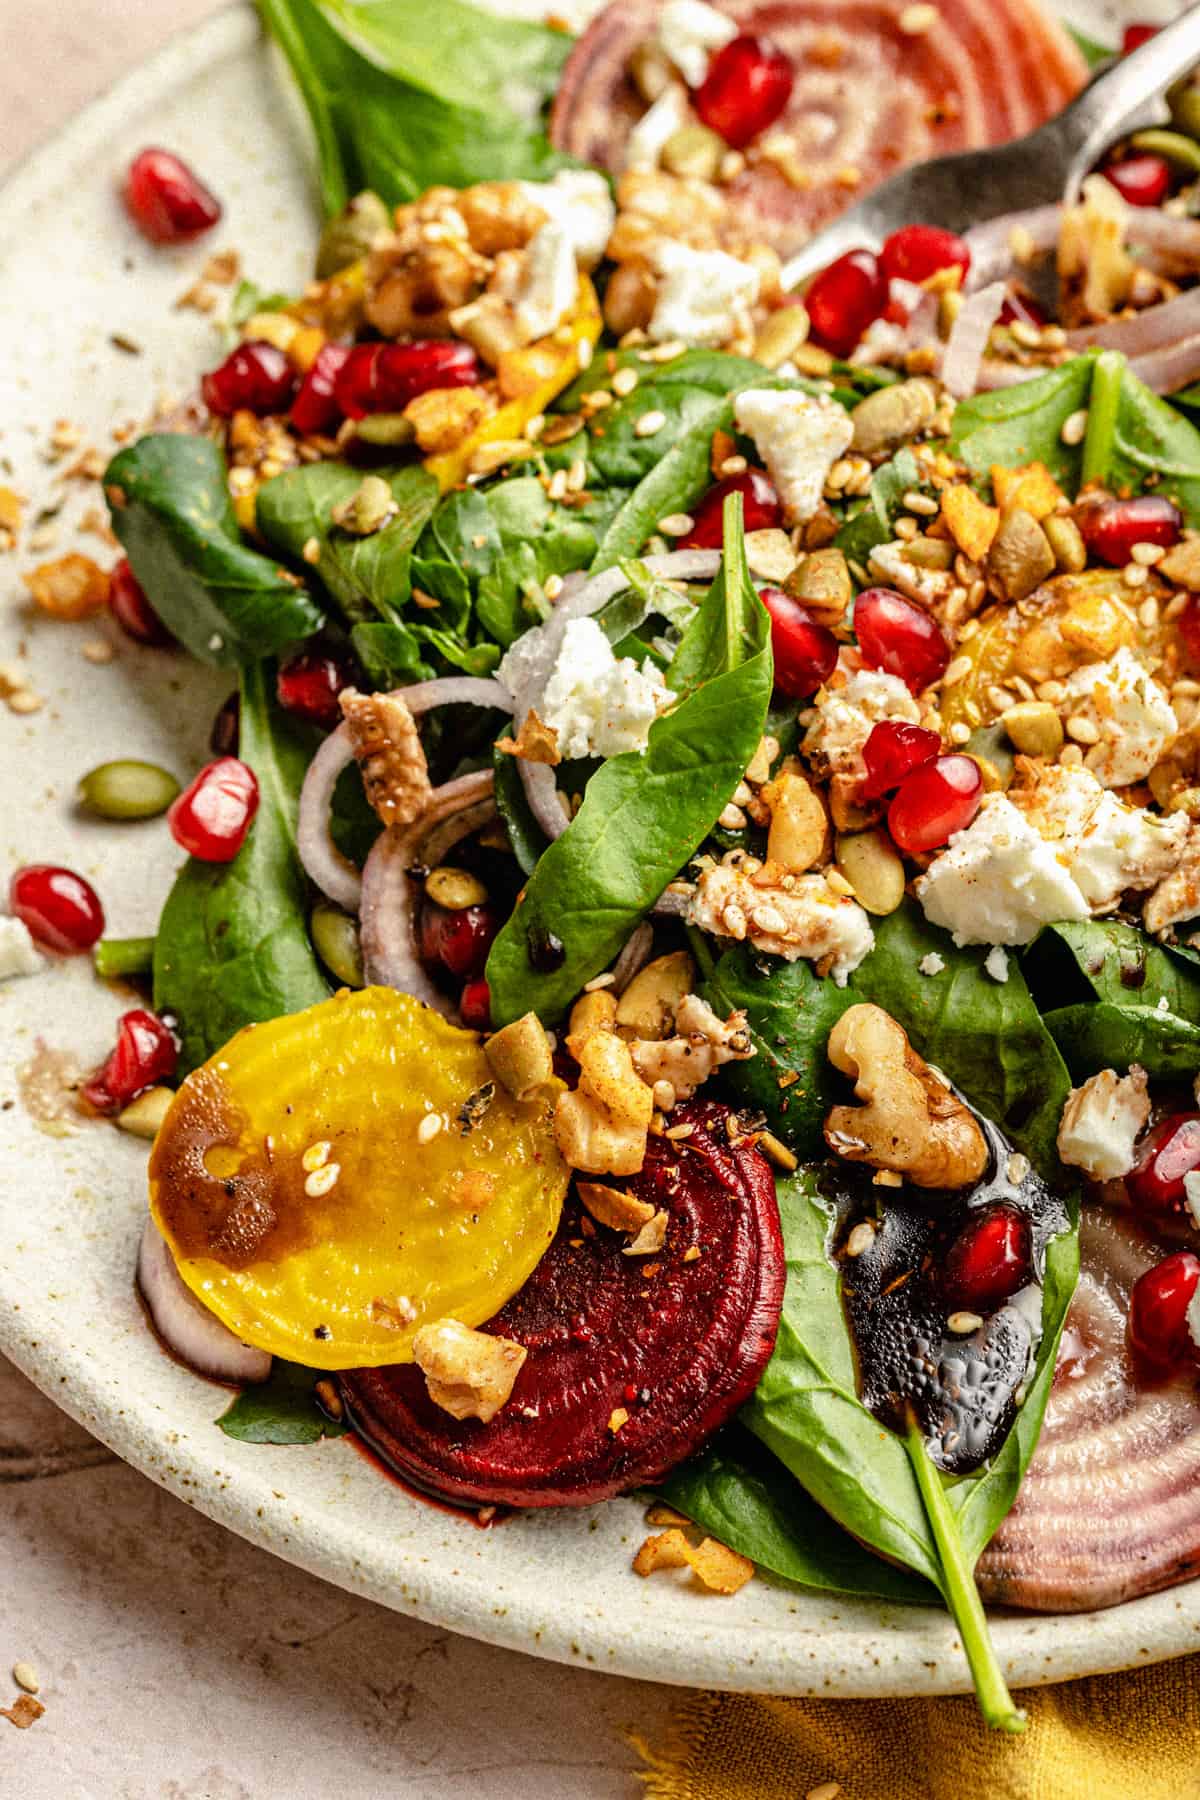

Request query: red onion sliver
[
  {"left": 297, "top": 723, "right": 363, "bottom": 911},
  {"left": 1067, "top": 286, "right": 1200, "bottom": 355},
  {"left": 520, "top": 758, "right": 571, "bottom": 844},
  {"left": 963, "top": 205, "right": 1060, "bottom": 288},
  {"left": 137, "top": 1216, "right": 271, "bottom": 1385},
  {"left": 942, "top": 282, "right": 1006, "bottom": 398},
  {"left": 1129, "top": 333, "right": 1200, "bottom": 395},
  {"left": 610, "top": 921, "right": 655, "bottom": 995},
  {"left": 389, "top": 676, "right": 514, "bottom": 716}
]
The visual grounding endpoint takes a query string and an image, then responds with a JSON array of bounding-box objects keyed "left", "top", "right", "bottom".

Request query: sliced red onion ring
[
  {"left": 1129, "top": 333, "right": 1200, "bottom": 395},
  {"left": 389, "top": 676, "right": 514, "bottom": 715},
  {"left": 611, "top": 921, "right": 654, "bottom": 995},
  {"left": 1068, "top": 287, "right": 1200, "bottom": 355},
  {"left": 941, "top": 282, "right": 1007, "bottom": 398},
  {"left": 963, "top": 205, "right": 1060, "bottom": 289},
  {"left": 137, "top": 1216, "right": 271, "bottom": 1385},
  {"left": 520, "top": 758, "right": 571, "bottom": 844},
  {"left": 420, "top": 796, "right": 497, "bottom": 871}
]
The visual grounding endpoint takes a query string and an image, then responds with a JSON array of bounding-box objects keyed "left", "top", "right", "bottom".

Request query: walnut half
[{"left": 823, "top": 1003, "right": 988, "bottom": 1189}]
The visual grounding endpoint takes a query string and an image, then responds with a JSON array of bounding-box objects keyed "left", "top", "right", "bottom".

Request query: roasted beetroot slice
[
  {"left": 978, "top": 1206, "right": 1200, "bottom": 1613},
  {"left": 339, "top": 1099, "right": 784, "bottom": 1507},
  {"left": 550, "top": 0, "right": 1085, "bottom": 256}
]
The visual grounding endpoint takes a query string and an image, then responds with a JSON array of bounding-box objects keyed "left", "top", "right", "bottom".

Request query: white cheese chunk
[
  {"left": 984, "top": 945, "right": 1010, "bottom": 982},
  {"left": 686, "top": 864, "right": 874, "bottom": 984},
  {"left": 1011, "top": 761, "right": 1189, "bottom": 910},
  {"left": 1056, "top": 1067, "right": 1150, "bottom": 1181},
  {"left": 0, "top": 916, "right": 44, "bottom": 983},
  {"left": 658, "top": 0, "right": 738, "bottom": 85},
  {"left": 540, "top": 616, "right": 674, "bottom": 760},
  {"left": 868, "top": 539, "right": 954, "bottom": 609},
  {"left": 918, "top": 951, "right": 946, "bottom": 976},
  {"left": 509, "top": 222, "right": 578, "bottom": 344},
  {"left": 648, "top": 241, "right": 761, "bottom": 347},
  {"left": 519, "top": 171, "right": 615, "bottom": 270},
  {"left": 733, "top": 388, "right": 854, "bottom": 525},
  {"left": 915, "top": 794, "right": 1091, "bottom": 946},
  {"left": 1061, "top": 646, "right": 1178, "bottom": 788},
  {"left": 625, "top": 82, "right": 692, "bottom": 170},
  {"left": 801, "top": 668, "right": 920, "bottom": 777}
]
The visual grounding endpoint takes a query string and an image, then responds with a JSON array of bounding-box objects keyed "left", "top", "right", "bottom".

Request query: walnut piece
[
  {"left": 577, "top": 1181, "right": 656, "bottom": 1232},
  {"left": 339, "top": 689, "right": 432, "bottom": 828},
  {"left": 629, "top": 993, "right": 753, "bottom": 1107},
  {"left": 554, "top": 1030, "right": 654, "bottom": 1176},
  {"left": 412, "top": 1316, "right": 526, "bottom": 1423},
  {"left": 824, "top": 1003, "right": 988, "bottom": 1189},
  {"left": 632, "top": 1526, "right": 754, "bottom": 1594}
]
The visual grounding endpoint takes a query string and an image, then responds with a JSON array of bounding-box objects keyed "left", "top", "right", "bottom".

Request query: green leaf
[
  {"left": 154, "top": 662, "right": 330, "bottom": 1074},
  {"left": 950, "top": 358, "right": 1095, "bottom": 490},
  {"left": 486, "top": 501, "right": 773, "bottom": 1023},
  {"left": 1067, "top": 24, "right": 1113, "bottom": 67},
  {"left": 104, "top": 435, "right": 323, "bottom": 666},
  {"left": 1044, "top": 1001, "right": 1200, "bottom": 1079},
  {"left": 316, "top": 0, "right": 572, "bottom": 112},
  {"left": 667, "top": 512, "right": 770, "bottom": 697},
  {"left": 835, "top": 447, "right": 924, "bottom": 568},
  {"left": 217, "top": 1361, "right": 346, "bottom": 1444},
  {"left": 229, "top": 279, "right": 292, "bottom": 329},
  {"left": 1024, "top": 919, "right": 1200, "bottom": 1077},
  {"left": 556, "top": 348, "right": 772, "bottom": 414},
  {"left": 493, "top": 747, "right": 550, "bottom": 878}
]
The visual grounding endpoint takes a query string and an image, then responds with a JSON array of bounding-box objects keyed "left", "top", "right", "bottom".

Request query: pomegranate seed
[
  {"left": 854, "top": 587, "right": 951, "bottom": 692},
  {"left": 680, "top": 469, "right": 781, "bottom": 549},
  {"left": 82, "top": 1009, "right": 177, "bottom": 1115},
  {"left": 108, "top": 557, "right": 171, "bottom": 646},
  {"left": 861, "top": 719, "right": 941, "bottom": 798},
  {"left": 1128, "top": 1251, "right": 1200, "bottom": 1372},
  {"left": 693, "top": 34, "right": 795, "bottom": 150},
  {"left": 1076, "top": 494, "right": 1183, "bottom": 565},
  {"left": 805, "top": 250, "right": 887, "bottom": 359},
  {"left": 210, "top": 692, "right": 240, "bottom": 757},
  {"left": 1126, "top": 1113, "right": 1200, "bottom": 1218},
  {"left": 9, "top": 864, "right": 105, "bottom": 954},
  {"left": 201, "top": 341, "right": 298, "bottom": 418},
  {"left": 1122, "top": 22, "right": 1158, "bottom": 53},
  {"left": 290, "top": 342, "right": 351, "bottom": 436},
  {"left": 758, "top": 588, "right": 838, "bottom": 698},
  {"left": 334, "top": 340, "right": 481, "bottom": 421},
  {"left": 123, "top": 148, "right": 221, "bottom": 245},
  {"left": 460, "top": 978, "right": 492, "bottom": 1031},
  {"left": 168, "top": 758, "right": 259, "bottom": 862},
  {"left": 999, "top": 288, "right": 1047, "bottom": 329},
  {"left": 420, "top": 904, "right": 498, "bottom": 980},
  {"left": 880, "top": 225, "right": 971, "bottom": 287},
  {"left": 944, "top": 1203, "right": 1032, "bottom": 1312},
  {"left": 1103, "top": 152, "right": 1172, "bottom": 208},
  {"left": 888, "top": 754, "right": 982, "bottom": 853},
  {"left": 1179, "top": 596, "right": 1200, "bottom": 668},
  {"left": 276, "top": 648, "right": 355, "bottom": 729}
]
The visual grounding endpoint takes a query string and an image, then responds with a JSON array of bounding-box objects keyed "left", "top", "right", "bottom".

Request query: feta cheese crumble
[
  {"left": 0, "top": 916, "right": 44, "bottom": 983},
  {"left": 801, "top": 668, "right": 921, "bottom": 777},
  {"left": 1061, "top": 646, "right": 1178, "bottom": 788},
  {"left": 1011, "top": 763, "right": 1189, "bottom": 911},
  {"left": 540, "top": 617, "right": 674, "bottom": 760},
  {"left": 625, "top": 83, "right": 692, "bottom": 171},
  {"left": 915, "top": 794, "right": 1091, "bottom": 945},
  {"left": 508, "top": 222, "right": 577, "bottom": 344},
  {"left": 686, "top": 863, "right": 874, "bottom": 984},
  {"left": 648, "top": 241, "right": 760, "bottom": 347},
  {"left": 1056, "top": 1066, "right": 1150, "bottom": 1181},
  {"left": 658, "top": 0, "right": 738, "bottom": 85},
  {"left": 984, "top": 945, "right": 1010, "bottom": 982},
  {"left": 918, "top": 951, "right": 946, "bottom": 976},
  {"left": 733, "top": 389, "right": 855, "bottom": 524},
  {"left": 519, "top": 171, "right": 615, "bottom": 270}
]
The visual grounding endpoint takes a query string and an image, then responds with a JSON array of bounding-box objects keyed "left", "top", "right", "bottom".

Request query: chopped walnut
[
  {"left": 404, "top": 384, "right": 493, "bottom": 455},
  {"left": 577, "top": 1180, "right": 656, "bottom": 1233},
  {"left": 686, "top": 859, "right": 874, "bottom": 985},
  {"left": 824, "top": 1003, "right": 988, "bottom": 1190},
  {"left": 628, "top": 993, "right": 753, "bottom": 1106},
  {"left": 339, "top": 689, "right": 432, "bottom": 827},
  {"left": 457, "top": 180, "right": 550, "bottom": 255},
  {"left": 632, "top": 1526, "right": 754, "bottom": 1594},
  {"left": 364, "top": 190, "right": 490, "bottom": 337},
  {"left": 412, "top": 1317, "right": 526, "bottom": 1423},
  {"left": 554, "top": 1030, "right": 654, "bottom": 1176},
  {"left": 496, "top": 709, "right": 561, "bottom": 765}
]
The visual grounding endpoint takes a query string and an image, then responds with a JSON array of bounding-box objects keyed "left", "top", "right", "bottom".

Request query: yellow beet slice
[{"left": 149, "top": 988, "right": 567, "bottom": 1370}]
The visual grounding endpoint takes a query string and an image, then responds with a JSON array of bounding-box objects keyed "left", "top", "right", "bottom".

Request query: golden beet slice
[{"left": 149, "top": 988, "right": 567, "bottom": 1369}]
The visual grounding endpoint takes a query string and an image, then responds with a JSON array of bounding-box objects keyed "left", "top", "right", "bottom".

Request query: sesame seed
[
  {"left": 301, "top": 1140, "right": 331, "bottom": 1172},
  {"left": 1058, "top": 742, "right": 1084, "bottom": 766},
  {"left": 988, "top": 685, "right": 1017, "bottom": 713},
  {"left": 417, "top": 1113, "right": 443, "bottom": 1144},
  {"left": 1166, "top": 593, "right": 1190, "bottom": 620},
  {"left": 657, "top": 512, "right": 694, "bottom": 537},
  {"left": 665, "top": 1122, "right": 694, "bottom": 1139},
  {"left": 894, "top": 516, "right": 919, "bottom": 541},
  {"left": 566, "top": 457, "right": 588, "bottom": 492},
  {"left": 806, "top": 1783, "right": 842, "bottom": 1800},
  {"left": 845, "top": 1220, "right": 876, "bottom": 1258},
  {"left": 634, "top": 409, "right": 667, "bottom": 438},
  {"left": 903, "top": 490, "right": 939, "bottom": 516},
  {"left": 758, "top": 1130, "right": 798, "bottom": 1171},
  {"left": 1007, "top": 1152, "right": 1030, "bottom": 1184},
  {"left": 1130, "top": 541, "right": 1163, "bottom": 566},
  {"left": 1066, "top": 713, "right": 1100, "bottom": 744},
  {"left": 304, "top": 1162, "right": 340, "bottom": 1198},
  {"left": 642, "top": 340, "right": 687, "bottom": 363},
  {"left": 1009, "top": 319, "right": 1043, "bottom": 349},
  {"left": 1037, "top": 679, "right": 1067, "bottom": 703},
  {"left": 1060, "top": 408, "right": 1089, "bottom": 446},
  {"left": 948, "top": 1310, "right": 983, "bottom": 1334},
  {"left": 899, "top": 2, "right": 937, "bottom": 31},
  {"left": 1121, "top": 561, "right": 1149, "bottom": 588},
  {"left": 582, "top": 389, "right": 612, "bottom": 410},
  {"left": 612, "top": 365, "right": 639, "bottom": 397},
  {"left": 525, "top": 414, "right": 546, "bottom": 441},
  {"left": 824, "top": 869, "right": 855, "bottom": 898},
  {"left": 547, "top": 468, "right": 568, "bottom": 501},
  {"left": 719, "top": 151, "right": 746, "bottom": 182},
  {"left": 1139, "top": 595, "right": 1160, "bottom": 628}
]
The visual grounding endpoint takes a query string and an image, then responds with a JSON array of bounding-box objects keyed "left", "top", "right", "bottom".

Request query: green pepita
[
  {"left": 425, "top": 865, "right": 489, "bottom": 910},
  {"left": 116, "top": 1086, "right": 174, "bottom": 1140},
  {"left": 77, "top": 759, "right": 180, "bottom": 821},
  {"left": 310, "top": 903, "right": 365, "bottom": 988},
  {"left": 1129, "top": 128, "right": 1200, "bottom": 173},
  {"left": 315, "top": 190, "right": 391, "bottom": 280}
]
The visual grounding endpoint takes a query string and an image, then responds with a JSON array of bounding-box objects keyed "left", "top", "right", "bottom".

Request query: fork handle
[{"left": 1060, "top": 2, "right": 1200, "bottom": 202}]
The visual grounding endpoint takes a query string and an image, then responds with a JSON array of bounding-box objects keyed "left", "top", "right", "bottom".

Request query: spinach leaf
[
  {"left": 703, "top": 901, "right": 1071, "bottom": 1176},
  {"left": 1044, "top": 1002, "right": 1200, "bottom": 1079},
  {"left": 1068, "top": 24, "right": 1113, "bottom": 67},
  {"left": 556, "top": 348, "right": 772, "bottom": 414},
  {"left": 493, "top": 748, "right": 550, "bottom": 878},
  {"left": 835, "top": 448, "right": 923, "bottom": 569},
  {"left": 667, "top": 526, "right": 768, "bottom": 697},
  {"left": 316, "top": 0, "right": 571, "bottom": 113},
  {"left": 217, "top": 1360, "right": 346, "bottom": 1444},
  {"left": 486, "top": 500, "right": 773, "bottom": 1024},
  {"left": 950, "top": 358, "right": 1095, "bottom": 489},
  {"left": 350, "top": 618, "right": 433, "bottom": 687},
  {"left": 657, "top": 1429, "right": 935, "bottom": 1605},
  {"left": 104, "top": 435, "right": 323, "bottom": 666},
  {"left": 1024, "top": 918, "right": 1200, "bottom": 1017},
  {"left": 154, "top": 662, "right": 330, "bottom": 1073}
]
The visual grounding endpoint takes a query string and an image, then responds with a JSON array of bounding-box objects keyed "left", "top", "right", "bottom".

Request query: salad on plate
[{"left": 9, "top": 0, "right": 1200, "bottom": 1732}]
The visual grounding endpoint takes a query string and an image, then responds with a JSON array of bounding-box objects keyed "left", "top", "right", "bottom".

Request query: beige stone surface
[{"left": 0, "top": 5, "right": 673, "bottom": 1793}]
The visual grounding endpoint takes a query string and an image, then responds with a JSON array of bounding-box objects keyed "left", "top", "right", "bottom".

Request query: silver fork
[{"left": 780, "top": 3, "right": 1200, "bottom": 291}]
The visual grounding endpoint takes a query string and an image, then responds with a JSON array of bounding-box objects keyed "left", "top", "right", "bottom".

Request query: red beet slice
[
  {"left": 339, "top": 1099, "right": 784, "bottom": 1507},
  {"left": 978, "top": 1206, "right": 1200, "bottom": 1612},
  {"left": 550, "top": 0, "right": 1085, "bottom": 257}
]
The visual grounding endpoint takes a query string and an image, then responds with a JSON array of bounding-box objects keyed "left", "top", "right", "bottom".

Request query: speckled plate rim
[{"left": 3, "top": 0, "right": 1200, "bottom": 1702}]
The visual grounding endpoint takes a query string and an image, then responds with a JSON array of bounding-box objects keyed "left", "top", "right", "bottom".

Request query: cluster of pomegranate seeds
[
  {"left": 167, "top": 758, "right": 260, "bottom": 862},
  {"left": 9, "top": 865, "right": 105, "bottom": 953},
  {"left": 879, "top": 225, "right": 971, "bottom": 287},
  {"left": 334, "top": 340, "right": 481, "bottom": 420},
  {"left": 758, "top": 588, "right": 838, "bottom": 698},
  {"left": 276, "top": 647, "right": 355, "bottom": 729},
  {"left": 1076, "top": 494, "right": 1183, "bottom": 565},
  {"left": 888, "top": 754, "right": 983, "bottom": 853},
  {"left": 459, "top": 977, "right": 492, "bottom": 1031},
  {"left": 860, "top": 719, "right": 941, "bottom": 798},
  {"left": 1126, "top": 1114, "right": 1200, "bottom": 1217},
  {"left": 420, "top": 903, "right": 498, "bottom": 980},
  {"left": 290, "top": 343, "right": 351, "bottom": 436},
  {"left": 82, "top": 1009, "right": 178, "bottom": 1115},
  {"left": 123, "top": 148, "right": 221, "bottom": 245},
  {"left": 1103, "top": 153, "right": 1172, "bottom": 208},
  {"left": 805, "top": 249, "right": 887, "bottom": 359},
  {"left": 108, "top": 558, "right": 171, "bottom": 646},
  {"left": 853, "top": 587, "right": 951, "bottom": 692},
  {"left": 1128, "top": 1251, "right": 1200, "bottom": 1372},
  {"left": 944, "top": 1204, "right": 1032, "bottom": 1313},
  {"left": 693, "top": 34, "right": 794, "bottom": 149},
  {"left": 202, "top": 341, "right": 297, "bottom": 418},
  {"left": 681, "top": 469, "right": 781, "bottom": 549}
]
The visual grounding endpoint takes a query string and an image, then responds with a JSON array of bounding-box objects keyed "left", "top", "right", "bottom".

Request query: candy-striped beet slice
[{"left": 339, "top": 1099, "right": 784, "bottom": 1507}]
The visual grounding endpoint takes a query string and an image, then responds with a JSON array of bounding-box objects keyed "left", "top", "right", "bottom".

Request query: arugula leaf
[
  {"left": 154, "top": 662, "right": 330, "bottom": 1073},
  {"left": 486, "top": 499, "right": 773, "bottom": 1023},
  {"left": 703, "top": 901, "right": 1071, "bottom": 1176},
  {"left": 350, "top": 618, "right": 434, "bottom": 687},
  {"left": 104, "top": 435, "right": 323, "bottom": 666},
  {"left": 835, "top": 447, "right": 924, "bottom": 568},
  {"left": 657, "top": 1428, "right": 935, "bottom": 1604},
  {"left": 217, "top": 1360, "right": 346, "bottom": 1444}
]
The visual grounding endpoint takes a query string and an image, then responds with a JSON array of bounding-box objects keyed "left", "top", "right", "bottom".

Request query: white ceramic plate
[{"left": 3, "top": 0, "right": 1199, "bottom": 1701}]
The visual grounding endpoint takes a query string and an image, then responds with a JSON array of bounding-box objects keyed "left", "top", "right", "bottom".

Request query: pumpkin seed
[
  {"left": 425, "top": 865, "right": 489, "bottom": 910},
  {"left": 310, "top": 903, "right": 364, "bottom": 988},
  {"left": 834, "top": 830, "right": 906, "bottom": 916},
  {"left": 1130, "top": 128, "right": 1200, "bottom": 173},
  {"left": 77, "top": 759, "right": 180, "bottom": 821},
  {"left": 116, "top": 1086, "right": 174, "bottom": 1140},
  {"left": 315, "top": 190, "right": 391, "bottom": 280}
]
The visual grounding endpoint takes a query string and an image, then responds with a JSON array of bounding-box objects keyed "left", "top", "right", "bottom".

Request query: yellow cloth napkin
[{"left": 635, "top": 1656, "right": 1200, "bottom": 1799}]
